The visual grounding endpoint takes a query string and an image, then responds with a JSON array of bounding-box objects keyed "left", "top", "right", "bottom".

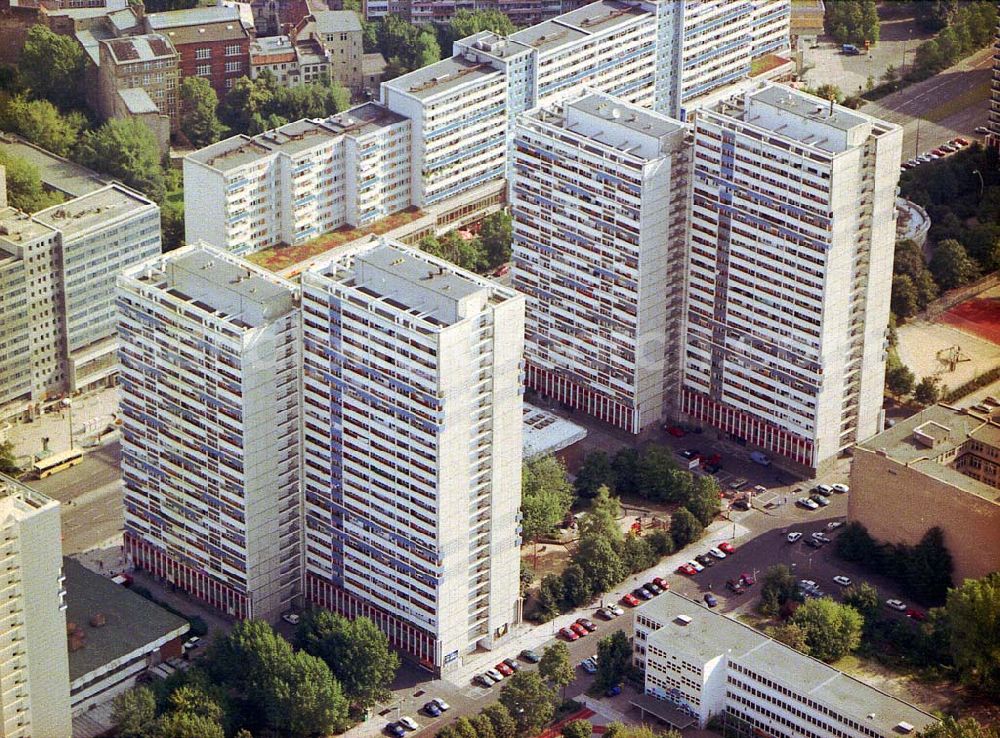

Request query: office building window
[
  {"left": 195, "top": 48, "right": 211, "bottom": 60},
  {"left": 197, "top": 64, "right": 211, "bottom": 76},
  {"left": 225, "top": 61, "right": 242, "bottom": 74},
  {"left": 226, "top": 44, "right": 241, "bottom": 56}
]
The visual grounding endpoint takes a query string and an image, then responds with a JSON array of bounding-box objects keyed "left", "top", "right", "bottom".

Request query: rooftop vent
[
  {"left": 896, "top": 722, "right": 914, "bottom": 734},
  {"left": 89, "top": 613, "right": 106, "bottom": 628},
  {"left": 674, "top": 615, "right": 692, "bottom": 626}
]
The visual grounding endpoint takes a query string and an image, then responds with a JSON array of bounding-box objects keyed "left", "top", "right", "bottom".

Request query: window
[
  {"left": 225, "top": 61, "right": 242, "bottom": 74},
  {"left": 197, "top": 64, "right": 211, "bottom": 76},
  {"left": 195, "top": 48, "right": 211, "bottom": 60},
  {"left": 225, "top": 44, "right": 241, "bottom": 56}
]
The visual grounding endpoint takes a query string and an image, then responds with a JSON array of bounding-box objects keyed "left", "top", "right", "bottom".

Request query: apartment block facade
[
  {"left": 293, "top": 10, "right": 363, "bottom": 94},
  {"left": 299, "top": 239, "right": 524, "bottom": 672},
  {"left": 0, "top": 184, "right": 161, "bottom": 421},
  {"left": 0, "top": 475, "right": 72, "bottom": 738},
  {"left": 117, "top": 243, "right": 302, "bottom": 621},
  {"left": 990, "top": 17, "right": 999, "bottom": 148},
  {"left": 632, "top": 593, "right": 936, "bottom": 738},
  {"left": 512, "top": 92, "right": 691, "bottom": 432},
  {"left": 681, "top": 83, "right": 901, "bottom": 470},
  {"left": 184, "top": 102, "right": 411, "bottom": 255}
]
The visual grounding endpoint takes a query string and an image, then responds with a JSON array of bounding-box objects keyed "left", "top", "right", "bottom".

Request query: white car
[
  {"left": 687, "top": 559, "right": 705, "bottom": 572},
  {"left": 886, "top": 599, "right": 907, "bottom": 612},
  {"left": 708, "top": 547, "right": 726, "bottom": 559},
  {"left": 485, "top": 668, "right": 504, "bottom": 681},
  {"left": 609, "top": 603, "right": 624, "bottom": 616},
  {"left": 826, "top": 521, "right": 845, "bottom": 530},
  {"left": 812, "top": 532, "right": 831, "bottom": 543},
  {"left": 833, "top": 576, "right": 852, "bottom": 587},
  {"left": 831, "top": 483, "right": 849, "bottom": 494},
  {"left": 431, "top": 698, "right": 450, "bottom": 712},
  {"left": 183, "top": 636, "right": 201, "bottom": 651},
  {"left": 599, "top": 606, "right": 616, "bottom": 620},
  {"left": 281, "top": 612, "right": 300, "bottom": 625},
  {"left": 399, "top": 717, "right": 418, "bottom": 731},
  {"left": 786, "top": 532, "right": 802, "bottom": 543},
  {"left": 975, "top": 126, "right": 990, "bottom": 134},
  {"left": 798, "top": 580, "right": 817, "bottom": 591},
  {"left": 797, "top": 497, "right": 819, "bottom": 510}
]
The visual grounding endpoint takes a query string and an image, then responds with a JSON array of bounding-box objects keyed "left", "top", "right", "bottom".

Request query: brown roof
[{"left": 160, "top": 21, "right": 249, "bottom": 46}]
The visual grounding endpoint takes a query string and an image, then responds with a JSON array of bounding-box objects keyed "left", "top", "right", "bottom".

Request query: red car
[
  {"left": 676, "top": 563, "right": 697, "bottom": 576},
  {"left": 559, "top": 627, "right": 579, "bottom": 641},
  {"left": 652, "top": 576, "right": 670, "bottom": 591},
  {"left": 906, "top": 608, "right": 927, "bottom": 621},
  {"left": 622, "top": 593, "right": 641, "bottom": 607},
  {"left": 955, "top": 137, "right": 970, "bottom": 146},
  {"left": 932, "top": 148, "right": 946, "bottom": 156},
  {"left": 740, "top": 572, "right": 755, "bottom": 587},
  {"left": 570, "top": 622, "right": 589, "bottom": 637},
  {"left": 665, "top": 425, "right": 686, "bottom": 438},
  {"left": 496, "top": 662, "right": 514, "bottom": 676},
  {"left": 719, "top": 542, "right": 735, "bottom": 555}
]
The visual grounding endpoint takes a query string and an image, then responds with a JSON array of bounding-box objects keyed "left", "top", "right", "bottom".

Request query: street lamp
[
  {"left": 63, "top": 398, "right": 74, "bottom": 450},
  {"left": 972, "top": 169, "right": 984, "bottom": 200}
]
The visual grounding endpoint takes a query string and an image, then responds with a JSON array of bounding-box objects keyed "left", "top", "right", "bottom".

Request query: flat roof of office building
[
  {"left": 383, "top": 55, "right": 503, "bottom": 100},
  {"left": 0, "top": 133, "right": 106, "bottom": 198},
  {"left": 34, "top": 184, "right": 157, "bottom": 238},
  {"left": 553, "top": 0, "right": 648, "bottom": 34}
]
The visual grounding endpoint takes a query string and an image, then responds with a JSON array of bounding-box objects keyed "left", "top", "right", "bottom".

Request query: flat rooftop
[
  {"left": 565, "top": 92, "right": 684, "bottom": 150},
  {"left": 311, "top": 9, "right": 361, "bottom": 33},
  {"left": 34, "top": 184, "right": 156, "bottom": 238},
  {"left": 383, "top": 55, "right": 502, "bottom": 100},
  {"left": 0, "top": 133, "right": 106, "bottom": 198},
  {"left": 103, "top": 34, "right": 175, "bottom": 64},
  {"left": 750, "top": 83, "right": 869, "bottom": 133},
  {"left": 64, "top": 558, "right": 188, "bottom": 682},
  {"left": 639, "top": 592, "right": 937, "bottom": 736},
  {"left": 313, "top": 239, "right": 515, "bottom": 328},
  {"left": 146, "top": 4, "right": 240, "bottom": 28},
  {"left": 129, "top": 242, "right": 298, "bottom": 329},
  {"left": 508, "top": 20, "right": 587, "bottom": 54},
  {"left": 857, "top": 404, "right": 1000, "bottom": 502},
  {"left": 552, "top": 0, "right": 648, "bottom": 35},
  {"left": 0, "top": 473, "right": 58, "bottom": 518},
  {"left": 0, "top": 206, "right": 57, "bottom": 251},
  {"left": 323, "top": 102, "right": 407, "bottom": 137}
]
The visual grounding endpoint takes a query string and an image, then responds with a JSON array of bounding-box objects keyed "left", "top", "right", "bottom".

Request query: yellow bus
[{"left": 32, "top": 448, "right": 83, "bottom": 479}]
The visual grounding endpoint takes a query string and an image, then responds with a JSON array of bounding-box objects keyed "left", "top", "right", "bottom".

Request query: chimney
[{"left": 0, "top": 164, "right": 7, "bottom": 209}]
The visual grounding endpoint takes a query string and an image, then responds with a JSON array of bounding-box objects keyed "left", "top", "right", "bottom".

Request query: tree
[
  {"left": 270, "top": 650, "right": 350, "bottom": 737},
  {"left": 610, "top": 447, "right": 640, "bottom": 495},
  {"left": 0, "top": 440, "right": 19, "bottom": 475},
  {"left": 595, "top": 630, "right": 632, "bottom": 691},
  {"left": 791, "top": 598, "right": 863, "bottom": 662},
  {"left": 454, "top": 716, "right": 479, "bottom": 738},
  {"left": 913, "top": 376, "right": 940, "bottom": 406},
  {"left": 76, "top": 119, "right": 167, "bottom": 202},
  {"left": 575, "top": 451, "right": 613, "bottom": 498},
  {"left": 498, "top": 672, "right": 555, "bottom": 735},
  {"left": 479, "top": 209, "right": 513, "bottom": 268},
  {"left": 811, "top": 83, "right": 843, "bottom": 104},
  {"left": 885, "top": 362, "right": 915, "bottom": 397},
  {"left": 297, "top": 610, "right": 400, "bottom": 708},
  {"left": 945, "top": 571, "right": 1000, "bottom": 697},
  {"left": 521, "top": 455, "right": 573, "bottom": 542},
  {"left": 479, "top": 702, "right": 517, "bottom": 738},
  {"left": 562, "top": 719, "right": 593, "bottom": 738},
  {"left": 537, "top": 574, "right": 564, "bottom": 621},
  {"left": 154, "top": 711, "right": 225, "bottom": 738},
  {"left": 574, "top": 534, "right": 628, "bottom": 593},
  {"left": 769, "top": 622, "right": 810, "bottom": 654},
  {"left": 906, "top": 526, "right": 954, "bottom": 605},
  {"left": 930, "top": 239, "right": 980, "bottom": 290},
  {"left": 0, "top": 96, "right": 88, "bottom": 157},
  {"left": 559, "top": 562, "right": 593, "bottom": 608},
  {"left": 162, "top": 197, "right": 185, "bottom": 251},
  {"left": 606, "top": 725, "right": 681, "bottom": 738},
  {"left": 578, "top": 485, "right": 622, "bottom": 543},
  {"left": 759, "top": 564, "right": 798, "bottom": 617},
  {"left": 919, "top": 716, "right": 1000, "bottom": 738},
  {"left": 538, "top": 642, "right": 574, "bottom": 700},
  {"left": 646, "top": 529, "right": 674, "bottom": 557},
  {"left": 669, "top": 507, "right": 703, "bottom": 550},
  {"left": 0, "top": 150, "right": 64, "bottom": 212},
  {"left": 180, "top": 77, "right": 224, "bottom": 148},
  {"left": 445, "top": 9, "right": 517, "bottom": 48},
  {"left": 621, "top": 533, "right": 656, "bottom": 574},
  {"left": 165, "top": 685, "right": 225, "bottom": 726},
  {"left": 219, "top": 76, "right": 275, "bottom": 134},
  {"left": 683, "top": 476, "right": 721, "bottom": 527},
  {"left": 471, "top": 713, "right": 497, "bottom": 738},
  {"left": 18, "top": 25, "right": 85, "bottom": 109},
  {"left": 112, "top": 686, "right": 156, "bottom": 738},
  {"left": 842, "top": 582, "right": 880, "bottom": 629},
  {"left": 437, "top": 725, "right": 460, "bottom": 738},
  {"left": 635, "top": 445, "right": 680, "bottom": 501}
]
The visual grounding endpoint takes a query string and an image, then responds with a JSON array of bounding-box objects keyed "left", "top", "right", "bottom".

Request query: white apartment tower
[
  {"left": 0, "top": 474, "right": 72, "bottom": 738},
  {"left": 117, "top": 243, "right": 302, "bottom": 621},
  {"left": 512, "top": 92, "right": 691, "bottom": 432},
  {"left": 682, "top": 83, "right": 902, "bottom": 470},
  {"left": 300, "top": 239, "right": 524, "bottom": 672}
]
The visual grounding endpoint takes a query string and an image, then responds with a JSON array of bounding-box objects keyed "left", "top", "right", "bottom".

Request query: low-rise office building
[
  {"left": 850, "top": 402, "right": 1000, "bottom": 584},
  {"left": 633, "top": 592, "right": 937, "bottom": 738}
]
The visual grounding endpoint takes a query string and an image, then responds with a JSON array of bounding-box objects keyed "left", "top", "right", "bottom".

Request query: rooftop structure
[
  {"left": 103, "top": 33, "right": 175, "bottom": 63},
  {"left": 634, "top": 592, "right": 937, "bottom": 737}
]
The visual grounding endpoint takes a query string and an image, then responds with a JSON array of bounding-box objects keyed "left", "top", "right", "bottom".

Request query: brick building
[
  {"left": 146, "top": 4, "right": 252, "bottom": 98},
  {"left": 293, "top": 9, "right": 361, "bottom": 94}
]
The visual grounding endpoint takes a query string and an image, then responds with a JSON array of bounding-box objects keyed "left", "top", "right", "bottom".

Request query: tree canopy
[
  {"left": 18, "top": 25, "right": 86, "bottom": 110},
  {"left": 219, "top": 74, "right": 351, "bottom": 136},
  {"left": 0, "top": 96, "right": 88, "bottom": 157},
  {"left": 498, "top": 671, "right": 555, "bottom": 735},
  {"left": 180, "top": 77, "right": 225, "bottom": 148},
  {"left": 520, "top": 455, "right": 573, "bottom": 541},
  {"left": 790, "top": 598, "right": 863, "bottom": 662},
  {"left": 75, "top": 118, "right": 167, "bottom": 202},
  {"left": 0, "top": 150, "right": 64, "bottom": 212},
  {"left": 538, "top": 642, "right": 574, "bottom": 698},
  {"left": 945, "top": 572, "right": 1000, "bottom": 697}
]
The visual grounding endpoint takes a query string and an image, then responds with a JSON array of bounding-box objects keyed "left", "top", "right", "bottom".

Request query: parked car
[
  {"left": 634, "top": 587, "right": 654, "bottom": 601},
  {"left": 576, "top": 617, "right": 597, "bottom": 632},
  {"left": 833, "top": 575, "right": 852, "bottom": 587},
  {"left": 886, "top": 599, "right": 907, "bottom": 612},
  {"left": 496, "top": 662, "right": 514, "bottom": 677},
  {"left": 485, "top": 668, "right": 504, "bottom": 682},
  {"left": 798, "top": 580, "right": 818, "bottom": 591},
  {"left": 703, "top": 461, "right": 722, "bottom": 473},
  {"left": 718, "top": 542, "right": 736, "bottom": 556},
  {"left": 832, "top": 483, "right": 849, "bottom": 494},
  {"left": 580, "top": 658, "right": 598, "bottom": 674},
  {"left": 423, "top": 702, "right": 441, "bottom": 717},
  {"left": 570, "top": 622, "right": 589, "bottom": 637},
  {"left": 787, "top": 532, "right": 802, "bottom": 543},
  {"left": 475, "top": 673, "right": 496, "bottom": 687},
  {"left": 694, "top": 554, "right": 715, "bottom": 568},
  {"left": 183, "top": 637, "right": 201, "bottom": 652},
  {"left": 708, "top": 547, "right": 726, "bottom": 559},
  {"left": 399, "top": 717, "right": 418, "bottom": 732},
  {"left": 732, "top": 498, "right": 750, "bottom": 511},
  {"left": 826, "top": 521, "right": 845, "bottom": 530},
  {"left": 386, "top": 722, "right": 406, "bottom": 737},
  {"left": 726, "top": 579, "right": 745, "bottom": 594},
  {"left": 806, "top": 537, "right": 824, "bottom": 548},
  {"left": 813, "top": 484, "right": 834, "bottom": 496},
  {"left": 740, "top": 572, "right": 755, "bottom": 587},
  {"left": 430, "top": 698, "right": 450, "bottom": 712},
  {"left": 652, "top": 576, "right": 670, "bottom": 590},
  {"left": 704, "top": 593, "right": 718, "bottom": 608},
  {"left": 676, "top": 563, "right": 698, "bottom": 576},
  {"left": 955, "top": 137, "right": 970, "bottom": 146},
  {"left": 750, "top": 451, "right": 771, "bottom": 466},
  {"left": 679, "top": 448, "right": 701, "bottom": 460},
  {"left": 907, "top": 608, "right": 927, "bottom": 621},
  {"left": 520, "top": 649, "right": 541, "bottom": 663},
  {"left": 729, "top": 477, "right": 749, "bottom": 490},
  {"left": 605, "top": 684, "right": 622, "bottom": 697},
  {"left": 559, "top": 627, "right": 579, "bottom": 641},
  {"left": 975, "top": 126, "right": 990, "bottom": 134},
  {"left": 665, "top": 425, "right": 686, "bottom": 437},
  {"left": 281, "top": 612, "right": 300, "bottom": 625},
  {"left": 687, "top": 559, "right": 705, "bottom": 572},
  {"left": 810, "top": 494, "right": 830, "bottom": 507},
  {"left": 812, "top": 532, "right": 831, "bottom": 543},
  {"left": 609, "top": 603, "right": 624, "bottom": 616},
  {"left": 622, "top": 593, "right": 641, "bottom": 607},
  {"left": 797, "top": 497, "right": 819, "bottom": 510},
  {"left": 598, "top": 606, "right": 616, "bottom": 620},
  {"left": 646, "top": 582, "right": 662, "bottom": 595}
]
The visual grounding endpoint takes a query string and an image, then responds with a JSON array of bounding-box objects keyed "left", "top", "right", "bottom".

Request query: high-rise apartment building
[
  {"left": 511, "top": 92, "right": 691, "bottom": 432},
  {"left": 117, "top": 243, "right": 302, "bottom": 621},
  {"left": 300, "top": 238, "right": 524, "bottom": 672},
  {"left": 989, "top": 16, "right": 999, "bottom": 148},
  {"left": 0, "top": 184, "right": 161, "bottom": 422},
  {"left": 681, "top": 83, "right": 902, "bottom": 471},
  {"left": 184, "top": 102, "right": 411, "bottom": 255},
  {"left": 0, "top": 474, "right": 72, "bottom": 738}
]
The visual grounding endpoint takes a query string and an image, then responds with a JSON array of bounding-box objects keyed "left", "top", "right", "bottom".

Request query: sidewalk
[{"left": 2, "top": 386, "right": 120, "bottom": 462}]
